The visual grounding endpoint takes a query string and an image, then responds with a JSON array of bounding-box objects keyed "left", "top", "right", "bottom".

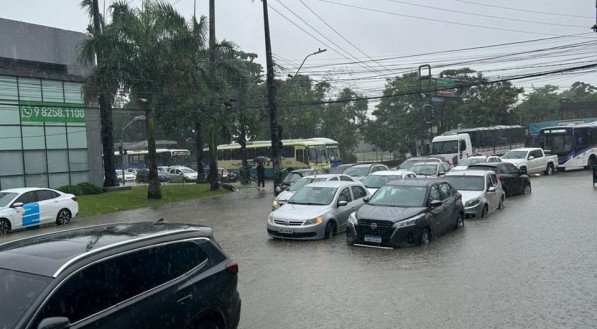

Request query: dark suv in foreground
[
  {"left": 0, "top": 221, "right": 240, "bottom": 329},
  {"left": 346, "top": 179, "right": 464, "bottom": 248}
]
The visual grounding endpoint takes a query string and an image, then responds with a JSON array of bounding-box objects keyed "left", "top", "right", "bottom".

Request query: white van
[{"left": 430, "top": 134, "right": 473, "bottom": 166}]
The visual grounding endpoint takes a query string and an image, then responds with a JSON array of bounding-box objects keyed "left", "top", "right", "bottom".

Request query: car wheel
[
  {"left": 544, "top": 164, "right": 554, "bottom": 176},
  {"left": 324, "top": 221, "right": 336, "bottom": 239},
  {"left": 498, "top": 196, "right": 504, "bottom": 209},
  {"left": 0, "top": 219, "right": 11, "bottom": 236},
  {"left": 418, "top": 228, "right": 430, "bottom": 246},
  {"left": 481, "top": 205, "right": 488, "bottom": 218},
  {"left": 586, "top": 155, "right": 597, "bottom": 170},
  {"left": 520, "top": 167, "right": 527, "bottom": 175},
  {"left": 454, "top": 213, "right": 464, "bottom": 230},
  {"left": 523, "top": 184, "right": 532, "bottom": 194},
  {"left": 56, "top": 209, "right": 72, "bottom": 225}
]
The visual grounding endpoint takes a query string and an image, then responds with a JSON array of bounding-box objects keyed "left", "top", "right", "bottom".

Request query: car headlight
[
  {"left": 304, "top": 215, "right": 323, "bottom": 226},
  {"left": 394, "top": 214, "right": 424, "bottom": 228},
  {"left": 348, "top": 212, "right": 358, "bottom": 225},
  {"left": 272, "top": 199, "right": 278, "bottom": 208},
  {"left": 465, "top": 197, "right": 481, "bottom": 207},
  {"left": 267, "top": 213, "right": 273, "bottom": 224}
]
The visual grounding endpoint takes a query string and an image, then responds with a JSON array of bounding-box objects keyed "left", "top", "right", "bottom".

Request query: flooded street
[{"left": 5, "top": 170, "right": 597, "bottom": 328}]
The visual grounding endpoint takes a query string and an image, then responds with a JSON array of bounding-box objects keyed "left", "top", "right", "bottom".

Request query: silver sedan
[{"left": 267, "top": 181, "right": 370, "bottom": 240}]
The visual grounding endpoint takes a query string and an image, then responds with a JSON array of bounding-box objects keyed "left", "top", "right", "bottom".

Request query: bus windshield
[
  {"left": 540, "top": 133, "right": 574, "bottom": 155},
  {"left": 327, "top": 146, "right": 341, "bottom": 162},
  {"left": 431, "top": 140, "right": 458, "bottom": 154}
]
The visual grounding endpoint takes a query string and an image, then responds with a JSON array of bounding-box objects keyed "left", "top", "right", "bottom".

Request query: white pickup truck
[{"left": 501, "top": 148, "right": 558, "bottom": 175}]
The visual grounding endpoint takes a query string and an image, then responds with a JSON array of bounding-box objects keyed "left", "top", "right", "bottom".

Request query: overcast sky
[{"left": 1, "top": 0, "right": 596, "bottom": 97}]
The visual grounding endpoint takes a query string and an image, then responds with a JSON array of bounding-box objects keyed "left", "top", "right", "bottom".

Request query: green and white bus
[{"left": 210, "top": 139, "right": 334, "bottom": 178}]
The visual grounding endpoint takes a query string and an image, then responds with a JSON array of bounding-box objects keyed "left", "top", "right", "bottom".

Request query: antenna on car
[{"left": 154, "top": 218, "right": 165, "bottom": 225}]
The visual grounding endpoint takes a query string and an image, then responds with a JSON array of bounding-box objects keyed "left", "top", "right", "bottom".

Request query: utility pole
[
  {"left": 593, "top": 0, "right": 597, "bottom": 32},
  {"left": 418, "top": 64, "right": 432, "bottom": 156},
  {"left": 91, "top": 0, "right": 118, "bottom": 187},
  {"left": 261, "top": 0, "right": 282, "bottom": 194}
]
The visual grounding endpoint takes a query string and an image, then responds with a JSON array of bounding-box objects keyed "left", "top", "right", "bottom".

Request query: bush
[
  {"left": 58, "top": 182, "right": 103, "bottom": 196},
  {"left": 76, "top": 182, "right": 103, "bottom": 195}
]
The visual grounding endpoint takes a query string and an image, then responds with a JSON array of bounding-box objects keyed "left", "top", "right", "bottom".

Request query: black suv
[{"left": 0, "top": 221, "right": 241, "bottom": 329}]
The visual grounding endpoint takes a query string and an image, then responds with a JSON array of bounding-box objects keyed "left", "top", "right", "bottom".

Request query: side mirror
[
  {"left": 11, "top": 202, "right": 23, "bottom": 208},
  {"left": 362, "top": 196, "right": 369, "bottom": 203},
  {"left": 488, "top": 186, "right": 496, "bottom": 192},
  {"left": 37, "top": 317, "right": 71, "bottom": 329},
  {"left": 438, "top": 171, "right": 446, "bottom": 176},
  {"left": 528, "top": 155, "right": 535, "bottom": 160},
  {"left": 337, "top": 200, "right": 348, "bottom": 207},
  {"left": 429, "top": 200, "right": 442, "bottom": 208}
]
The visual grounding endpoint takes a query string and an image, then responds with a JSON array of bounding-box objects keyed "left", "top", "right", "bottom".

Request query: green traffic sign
[
  {"left": 20, "top": 101, "right": 86, "bottom": 123},
  {"left": 436, "top": 78, "right": 455, "bottom": 88}
]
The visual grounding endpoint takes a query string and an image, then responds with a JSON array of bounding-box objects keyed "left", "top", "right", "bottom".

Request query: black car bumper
[
  {"left": 228, "top": 292, "right": 241, "bottom": 329},
  {"left": 346, "top": 221, "right": 426, "bottom": 248}
]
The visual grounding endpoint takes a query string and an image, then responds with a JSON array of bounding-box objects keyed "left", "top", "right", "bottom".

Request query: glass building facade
[{"left": 0, "top": 75, "right": 90, "bottom": 189}]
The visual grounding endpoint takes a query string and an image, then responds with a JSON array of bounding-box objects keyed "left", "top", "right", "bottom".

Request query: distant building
[{"left": 0, "top": 18, "right": 102, "bottom": 189}]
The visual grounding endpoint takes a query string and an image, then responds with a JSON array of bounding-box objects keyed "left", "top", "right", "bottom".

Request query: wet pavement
[{"left": 4, "top": 170, "right": 597, "bottom": 328}]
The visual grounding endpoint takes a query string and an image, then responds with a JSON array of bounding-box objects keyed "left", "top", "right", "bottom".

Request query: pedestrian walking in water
[{"left": 257, "top": 162, "right": 266, "bottom": 189}]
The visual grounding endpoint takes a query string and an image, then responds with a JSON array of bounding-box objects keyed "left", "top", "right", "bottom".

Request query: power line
[
  {"left": 448, "top": 0, "right": 594, "bottom": 19},
  {"left": 314, "top": 0, "right": 576, "bottom": 36},
  {"left": 383, "top": 0, "right": 589, "bottom": 28}
]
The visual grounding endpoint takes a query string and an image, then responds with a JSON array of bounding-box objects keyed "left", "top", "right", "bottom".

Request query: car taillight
[
  {"left": 71, "top": 196, "right": 78, "bottom": 202},
  {"left": 226, "top": 261, "right": 239, "bottom": 274}
]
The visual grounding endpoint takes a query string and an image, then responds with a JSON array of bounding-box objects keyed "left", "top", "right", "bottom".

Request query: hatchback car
[
  {"left": 343, "top": 163, "right": 389, "bottom": 181},
  {"left": 346, "top": 179, "right": 464, "bottom": 248},
  {"left": 0, "top": 221, "right": 241, "bottom": 329},
  {"left": 168, "top": 166, "right": 198, "bottom": 182},
  {"left": 0, "top": 188, "right": 78, "bottom": 236},
  {"left": 279, "top": 168, "right": 325, "bottom": 191},
  {"left": 361, "top": 170, "right": 417, "bottom": 195},
  {"left": 410, "top": 162, "right": 450, "bottom": 178},
  {"left": 444, "top": 170, "right": 505, "bottom": 219},
  {"left": 467, "top": 162, "right": 531, "bottom": 197},
  {"left": 272, "top": 174, "right": 353, "bottom": 210},
  {"left": 268, "top": 181, "right": 370, "bottom": 240}
]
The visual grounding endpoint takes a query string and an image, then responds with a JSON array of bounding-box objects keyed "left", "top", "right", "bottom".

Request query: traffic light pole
[{"left": 261, "top": 0, "right": 282, "bottom": 194}]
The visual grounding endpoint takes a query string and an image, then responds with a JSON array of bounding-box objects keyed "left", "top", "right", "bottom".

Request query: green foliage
[{"left": 58, "top": 182, "right": 103, "bottom": 196}]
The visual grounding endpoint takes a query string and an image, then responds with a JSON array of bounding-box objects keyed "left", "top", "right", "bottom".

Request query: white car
[
  {"left": 362, "top": 170, "right": 417, "bottom": 195},
  {"left": 168, "top": 166, "right": 198, "bottom": 182},
  {"left": 0, "top": 188, "right": 79, "bottom": 236},
  {"left": 444, "top": 170, "right": 505, "bottom": 219},
  {"left": 116, "top": 170, "right": 136, "bottom": 183},
  {"left": 272, "top": 174, "right": 353, "bottom": 210}
]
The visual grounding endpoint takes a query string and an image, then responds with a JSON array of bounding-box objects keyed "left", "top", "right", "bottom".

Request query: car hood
[
  {"left": 501, "top": 159, "right": 525, "bottom": 166},
  {"left": 356, "top": 205, "right": 427, "bottom": 223},
  {"left": 273, "top": 203, "right": 331, "bottom": 220},
  {"left": 276, "top": 190, "right": 295, "bottom": 202},
  {"left": 459, "top": 190, "right": 484, "bottom": 202},
  {"left": 452, "top": 166, "right": 468, "bottom": 171}
]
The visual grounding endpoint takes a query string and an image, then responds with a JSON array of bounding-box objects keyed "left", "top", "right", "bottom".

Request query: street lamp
[
  {"left": 287, "top": 48, "right": 327, "bottom": 80},
  {"left": 120, "top": 115, "right": 146, "bottom": 186}
]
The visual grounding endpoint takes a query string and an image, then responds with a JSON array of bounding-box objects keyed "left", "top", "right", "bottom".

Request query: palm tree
[{"left": 83, "top": 0, "right": 197, "bottom": 199}]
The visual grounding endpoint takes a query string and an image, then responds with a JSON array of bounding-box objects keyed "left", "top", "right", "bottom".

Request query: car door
[
  {"left": 499, "top": 163, "right": 519, "bottom": 196},
  {"left": 427, "top": 185, "right": 445, "bottom": 236},
  {"left": 13, "top": 191, "right": 40, "bottom": 228},
  {"left": 438, "top": 183, "right": 457, "bottom": 232},
  {"left": 530, "top": 150, "right": 542, "bottom": 173},
  {"left": 335, "top": 187, "right": 354, "bottom": 227},
  {"left": 345, "top": 185, "right": 368, "bottom": 231},
  {"left": 486, "top": 173, "right": 500, "bottom": 211},
  {"left": 35, "top": 190, "right": 61, "bottom": 223}
]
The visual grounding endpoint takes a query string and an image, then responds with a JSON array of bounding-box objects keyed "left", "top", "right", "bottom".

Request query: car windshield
[
  {"left": 344, "top": 166, "right": 370, "bottom": 177},
  {"left": 288, "top": 186, "right": 337, "bottom": 205},
  {"left": 369, "top": 185, "right": 427, "bottom": 207},
  {"left": 410, "top": 165, "right": 438, "bottom": 176},
  {"left": 444, "top": 176, "right": 485, "bottom": 191},
  {"left": 288, "top": 177, "right": 326, "bottom": 191},
  {"left": 329, "top": 165, "right": 350, "bottom": 174},
  {"left": 282, "top": 172, "right": 303, "bottom": 184},
  {"left": 0, "top": 193, "right": 18, "bottom": 207},
  {"left": 180, "top": 168, "right": 195, "bottom": 173},
  {"left": 0, "top": 269, "right": 50, "bottom": 329},
  {"left": 502, "top": 150, "right": 528, "bottom": 159},
  {"left": 458, "top": 157, "right": 486, "bottom": 166},
  {"left": 362, "top": 175, "right": 401, "bottom": 188},
  {"left": 431, "top": 141, "right": 458, "bottom": 154}
]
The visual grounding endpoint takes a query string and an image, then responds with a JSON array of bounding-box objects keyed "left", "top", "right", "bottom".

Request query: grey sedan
[{"left": 267, "top": 181, "right": 370, "bottom": 240}]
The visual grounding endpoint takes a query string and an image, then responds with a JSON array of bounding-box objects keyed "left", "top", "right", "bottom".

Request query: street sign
[
  {"left": 435, "top": 78, "right": 456, "bottom": 97},
  {"left": 20, "top": 101, "right": 86, "bottom": 123}
]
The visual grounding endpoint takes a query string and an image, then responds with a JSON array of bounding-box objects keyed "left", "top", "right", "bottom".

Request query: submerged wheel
[
  {"left": 56, "top": 209, "right": 72, "bottom": 225},
  {"left": 544, "top": 164, "right": 554, "bottom": 176},
  {"left": 587, "top": 156, "right": 597, "bottom": 170},
  {"left": 454, "top": 213, "right": 464, "bottom": 230},
  {"left": 418, "top": 228, "right": 430, "bottom": 245},
  {"left": 498, "top": 196, "right": 504, "bottom": 209},
  {"left": 324, "top": 221, "right": 336, "bottom": 239},
  {"left": 520, "top": 167, "right": 527, "bottom": 175},
  {"left": 523, "top": 184, "right": 532, "bottom": 195},
  {"left": 0, "top": 219, "right": 11, "bottom": 236},
  {"left": 481, "top": 205, "right": 488, "bottom": 218}
]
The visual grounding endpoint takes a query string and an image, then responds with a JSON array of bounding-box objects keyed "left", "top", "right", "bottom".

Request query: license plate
[
  {"left": 364, "top": 235, "right": 382, "bottom": 243},
  {"left": 279, "top": 228, "right": 293, "bottom": 234}
]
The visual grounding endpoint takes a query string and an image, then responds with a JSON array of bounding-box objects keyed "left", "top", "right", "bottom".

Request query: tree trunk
[
  {"left": 208, "top": 135, "right": 219, "bottom": 191},
  {"left": 195, "top": 120, "right": 207, "bottom": 183},
  {"left": 239, "top": 123, "right": 250, "bottom": 185},
  {"left": 145, "top": 103, "right": 161, "bottom": 199}
]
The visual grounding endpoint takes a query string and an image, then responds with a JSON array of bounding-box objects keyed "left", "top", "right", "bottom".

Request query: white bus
[
  {"left": 538, "top": 122, "right": 597, "bottom": 170},
  {"left": 114, "top": 149, "right": 192, "bottom": 170}
]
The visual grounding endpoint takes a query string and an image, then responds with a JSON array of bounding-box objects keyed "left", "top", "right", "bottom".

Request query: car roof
[
  {"left": 0, "top": 222, "right": 212, "bottom": 278},
  {"left": 306, "top": 181, "right": 360, "bottom": 188},
  {"left": 467, "top": 163, "right": 500, "bottom": 168},
  {"left": 0, "top": 188, "right": 55, "bottom": 194},
  {"left": 303, "top": 174, "right": 346, "bottom": 179},
  {"left": 445, "top": 170, "right": 491, "bottom": 177},
  {"left": 291, "top": 169, "right": 318, "bottom": 173},
  {"left": 386, "top": 178, "right": 444, "bottom": 187},
  {"left": 370, "top": 170, "right": 408, "bottom": 176},
  {"left": 350, "top": 163, "right": 380, "bottom": 168},
  {"left": 406, "top": 156, "right": 444, "bottom": 161},
  {"left": 412, "top": 162, "right": 441, "bottom": 166}
]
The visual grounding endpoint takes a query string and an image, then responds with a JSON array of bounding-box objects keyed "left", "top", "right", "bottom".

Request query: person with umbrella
[{"left": 255, "top": 157, "right": 268, "bottom": 190}]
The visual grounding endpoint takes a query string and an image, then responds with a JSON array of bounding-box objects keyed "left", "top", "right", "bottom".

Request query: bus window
[
  {"left": 231, "top": 148, "right": 241, "bottom": 160},
  {"left": 307, "top": 147, "right": 319, "bottom": 164},
  {"left": 255, "top": 147, "right": 270, "bottom": 158},
  {"left": 296, "top": 149, "right": 306, "bottom": 164},
  {"left": 281, "top": 146, "right": 294, "bottom": 159}
]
